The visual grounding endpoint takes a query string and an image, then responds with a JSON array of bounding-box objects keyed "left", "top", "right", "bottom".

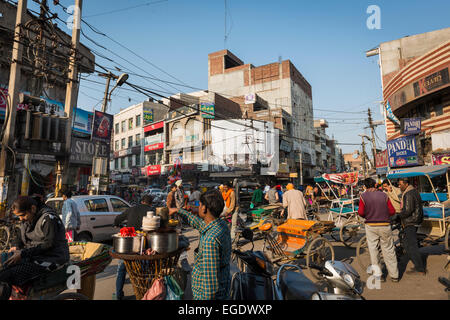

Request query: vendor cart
[
  {"left": 110, "top": 246, "right": 188, "bottom": 300},
  {"left": 260, "top": 219, "right": 335, "bottom": 280}
]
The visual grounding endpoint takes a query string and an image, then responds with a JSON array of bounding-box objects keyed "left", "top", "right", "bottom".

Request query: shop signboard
[
  {"left": 146, "top": 165, "right": 161, "bottom": 176},
  {"left": 244, "top": 93, "right": 256, "bottom": 105},
  {"left": 280, "top": 140, "right": 292, "bottom": 153},
  {"left": 144, "top": 121, "right": 164, "bottom": 132},
  {"left": 144, "top": 143, "right": 164, "bottom": 152},
  {"left": 200, "top": 103, "right": 215, "bottom": 119},
  {"left": 401, "top": 118, "right": 421, "bottom": 135},
  {"left": 145, "top": 133, "right": 163, "bottom": 146},
  {"left": 385, "top": 100, "right": 401, "bottom": 125},
  {"left": 387, "top": 135, "right": 418, "bottom": 168},
  {"left": 432, "top": 153, "right": 450, "bottom": 165},
  {"left": 92, "top": 111, "right": 113, "bottom": 144},
  {"left": 413, "top": 67, "right": 449, "bottom": 98},
  {"left": 70, "top": 137, "right": 109, "bottom": 164}
]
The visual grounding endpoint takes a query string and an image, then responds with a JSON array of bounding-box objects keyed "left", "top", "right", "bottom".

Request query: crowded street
[{"left": 0, "top": 0, "right": 449, "bottom": 307}]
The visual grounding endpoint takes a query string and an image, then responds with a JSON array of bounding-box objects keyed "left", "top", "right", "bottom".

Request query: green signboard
[
  {"left": 200, "top": 103, "right": 215, "bottom": 119},
  {"left": 143, "top": 109, "right": 153, "bottom": 124}
]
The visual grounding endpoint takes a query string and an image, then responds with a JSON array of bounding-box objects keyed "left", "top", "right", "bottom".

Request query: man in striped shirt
[
  {"left": 358, "top": 178, "right": 399, "bottom": 282},
  {"left": 169, "top": 189, "right": 231, "bottom": 300}
]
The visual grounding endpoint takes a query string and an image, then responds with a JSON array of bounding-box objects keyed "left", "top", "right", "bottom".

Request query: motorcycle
[{"left": 230, "top": 227, "right": 365, "bottom": 300}]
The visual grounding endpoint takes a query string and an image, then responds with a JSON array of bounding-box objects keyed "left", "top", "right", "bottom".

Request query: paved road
[{"left": 91, "top": 214, "right": 449, "bottom": 300}]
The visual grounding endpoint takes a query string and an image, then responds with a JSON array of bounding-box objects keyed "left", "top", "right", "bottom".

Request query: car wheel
[{"left": 77, "top": 232, "right": 92, "bottom": 242}]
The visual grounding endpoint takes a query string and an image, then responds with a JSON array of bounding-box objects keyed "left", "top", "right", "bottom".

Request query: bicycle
[{"left": 0, "top": 213, "right": 21, "bottom": 253}]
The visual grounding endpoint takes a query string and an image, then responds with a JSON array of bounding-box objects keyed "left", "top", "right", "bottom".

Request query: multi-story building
[
  {"left": 207, "top": 50, "right": 315, "bottom": 183},
  {"left": 344, "top": 152, "right": 363, "bottom": 173},
  {"left": 313, "top": 119, "right": 344, "bottom": 176},
  {"left": 367, "top": 27, "right": 450, "bottom": 167},
  {"left": 111, "top": 100, "right": 167, "bottom": 186}
]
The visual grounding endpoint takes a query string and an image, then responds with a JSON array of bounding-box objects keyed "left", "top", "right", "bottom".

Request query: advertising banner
[
  {"left": 73, "top": 108, "right": 94, "bottom": 135},
  {"left": 146, "top": 165, "right": 161, "bottom": 176},
  {"left": 385, "top": 100, "right": 401, "bottom": 125},
  {"left": 322, "top": 172, "right": 359, "bottom": 186},
  {"left": 401, "top": 118, "right": 421, "bottom": 135},
  {"left": 70, "top": 136, "right": 109, "bottom": 164},
  {"left": 143, "top": 109, "right": 153, "bottom": 125},
  {"left": 376, "top": 150, "right": 388, "bottom": 168},
  {"left": 144, "top": 143, "right": 164, "bottom": 152},
  {"left": 144, "top": 121, "right": 164, "bottom": 132},
  {"left": 200, "top": 103, "right": 215, "bottom": 119},
  {"left": 432, "top": 153, "right": 450, "bottom": 165},
  {"left": 387, "top": 135, "right": 418, "bottom": 168},
  {"left": 92, "top": 111, "right": 113, "bottom": 144}
]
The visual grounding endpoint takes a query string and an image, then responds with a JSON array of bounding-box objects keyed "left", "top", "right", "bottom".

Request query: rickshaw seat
[
  {"left": 423, "top": 207, "right": 450, "bottom": 219},
  {"left": 330, "top": 207, "right": 358, "bottom": 214}
]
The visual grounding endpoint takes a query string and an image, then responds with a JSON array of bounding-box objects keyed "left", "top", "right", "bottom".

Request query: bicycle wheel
[
  {"left": 340, "top": 220, "right": 363, "bottom": 248},
  {"left": 356, "top": 235, "right": 371, "bottom": 273},
  {"left": 53, "top": 292, "right": 89, "bottom": 300},
  {"left": 0, "top": 225, "right": 10, "bottom": 251},
  {"left": 306, "top": 237, "right": 334, "bottom": 280}
]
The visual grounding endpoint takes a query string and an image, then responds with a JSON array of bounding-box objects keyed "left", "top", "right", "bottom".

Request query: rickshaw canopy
[
  {"left": 320, "top": 172, "right": 359, "bottom": 186},
  {"left": 387, "top": 164, "right": 450, "bottom": 179}
]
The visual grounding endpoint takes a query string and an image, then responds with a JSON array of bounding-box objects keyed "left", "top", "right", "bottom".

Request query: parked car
[{"left": 46, "top": 195, "right": 131, "bottom": 242}]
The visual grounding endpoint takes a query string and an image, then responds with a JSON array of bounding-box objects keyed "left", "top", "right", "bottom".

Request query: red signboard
[
  {"left": 146, "top": 165, "right": 161, "bottom": 176},
  {"left": 376, "top": 150, "right": 388, "bottom": 168},
  {"left": 144, "top": 121, "right": 164, "bottom": 133},
  {"left": 144, "top": 142, "right": 164, "bottom": 152},
  {"left": 432, "top": 153, "right": 450, "bottom": 165}
]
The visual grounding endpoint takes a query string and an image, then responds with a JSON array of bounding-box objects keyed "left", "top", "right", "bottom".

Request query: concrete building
[
  {"left": 207, "top": 50, "right": 315, "bottom": 182},
  {"left": 367, "top": 27, "right": 450, "bottom": 167},
  {"left": 0, "top": 0, "right": 95, "bottom": 195},
  {"left": 111, "top": 101, "right": 167, "bottom": 186},
  {"left": 344, "top": 152, "right": 363, "bottom": 173}
]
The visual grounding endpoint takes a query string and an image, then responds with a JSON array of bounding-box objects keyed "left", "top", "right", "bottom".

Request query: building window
[
  {"left": 121, "top": 157, "right": 126, "bottom": 169},
  {"left": 171, "top": 121, "right": 183, "bottom": 146},
  {"left": 128, "top": 155, "right": 132, "bottom": 168},
  {"left": 128, "top": 118, "right": 133, "bottom": 130},
  {"left": 136, "top": 134, "right": 141, "bottom": 146},
  {"left": 121, "top": 138, "right": 125, "bottom": 149},
  {"left": 115, "top": 123, "right": 119, "bottom": 134},
  {"left": 121, "top": 120, "right": 126, "bottom": 133},
  {"left": 136, "top": 154, "right": 141, "bottom": 166},
  {"left": 136, "top": 115, "right": 141, "bottom": 127},
  {"left": 115, "top": 140, "right": 119, "bottom": 151},
  {"left": 115, "top": 158, "right": 119, "bottom": 169},
  {"left": 128, "top": 136, "right": 133, "bottom": 148}
]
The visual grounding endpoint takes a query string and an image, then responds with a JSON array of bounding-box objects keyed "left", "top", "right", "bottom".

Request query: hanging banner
[
  {"left": 376, "top": 150, "right": 389, "bottom": 175},
  {"left": 322, "top": 172, "right": 359, "bottom": 186},
  {"left": 387, "top": 135, "right": 418, "bottom": 168},
  {"left": 92, "top": 110, "right": 113, "bottom": 144},
  {"left": 385, "top": 100, "right": 401, "bottom": 126}
]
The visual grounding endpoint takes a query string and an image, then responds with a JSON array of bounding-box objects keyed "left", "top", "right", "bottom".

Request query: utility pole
[
  {"left": 99, "top": 72, "right": 113, "bottom": 113},
  {"left": 368, "top": 108, "right": 377, "bottom": 168},
  {"left": 359, "top": 135, "right": 368, "bottom": 179},
  {"left": 56, "top": 0, "right": 82, "bottom": 197},
  {"left": 0, "top": 0, "right": 28, "bottom": 217}
]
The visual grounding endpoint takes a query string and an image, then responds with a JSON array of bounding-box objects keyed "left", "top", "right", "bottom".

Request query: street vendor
[
  {"left": 0, "top": 196, "right": 69, "bottom": 300},
  {"left": 251, "top": 185, "right": 263, "bottom": 208},
  {"left": 169, "top": 189, "right": 231, "bottom": 300}
]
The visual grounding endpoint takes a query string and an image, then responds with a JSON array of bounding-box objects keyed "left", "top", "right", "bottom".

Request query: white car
[{"left": 46, "top": 195, "right": 131, "bottom": 242}]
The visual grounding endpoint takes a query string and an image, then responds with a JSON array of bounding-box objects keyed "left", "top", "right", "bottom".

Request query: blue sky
[{"left": 29, "top": 0, "right": 450, "bottom": 154}]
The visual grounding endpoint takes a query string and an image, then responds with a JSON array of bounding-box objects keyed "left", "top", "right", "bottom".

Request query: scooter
[{"left": 230, "top": 228, "right": 365, "bottom": 300}]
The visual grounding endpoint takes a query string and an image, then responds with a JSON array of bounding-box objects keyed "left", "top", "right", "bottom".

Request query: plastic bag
[
  {"left": 165, "top": 275, "right": 183, "bottom": 300},
  {"left": 141, "top": 278, "right": 166, "bottom": 300}
]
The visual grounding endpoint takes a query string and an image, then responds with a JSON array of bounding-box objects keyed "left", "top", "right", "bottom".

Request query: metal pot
[
  {"left": 112, "top": 234, "right": 144, "bottom": 254},
  {"left": 146, "top": 231, "right": 178, "bottom": 253}
]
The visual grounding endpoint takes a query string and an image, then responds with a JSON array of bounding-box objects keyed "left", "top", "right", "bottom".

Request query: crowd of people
[{"left": 0, "top": 175, "right": 437, "bottom": 300}]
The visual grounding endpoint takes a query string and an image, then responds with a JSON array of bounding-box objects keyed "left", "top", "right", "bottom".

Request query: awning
[{"left": 387, "top": 164, "right": 450, "bottom": 179}]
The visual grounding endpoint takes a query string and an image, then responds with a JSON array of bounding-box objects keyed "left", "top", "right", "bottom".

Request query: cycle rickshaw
[{"left": 356, "top": 164, "right": 450, "bottom": 272}]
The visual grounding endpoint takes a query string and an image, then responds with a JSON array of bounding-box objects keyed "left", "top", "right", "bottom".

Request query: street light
[{"left": 101, "top": 72, "right": 129, "bottom": 113}]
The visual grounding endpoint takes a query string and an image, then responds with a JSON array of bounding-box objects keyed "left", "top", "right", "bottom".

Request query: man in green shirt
[
  {"left": 251, "top": 185, "right": 263, "bottom": 208},
  {"left": 169, "top": 189, "right": 231, "bottom": 300}
]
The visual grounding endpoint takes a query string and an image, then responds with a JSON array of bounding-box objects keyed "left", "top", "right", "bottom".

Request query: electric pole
[
  {"left": 359, "top": 135, "right": 368, "bottom": 179},
  {"left": 368, "top": 108, "right": 377, "bottom": 168},
  {"left": 0, "top": 0, "right": 28, "bottom": 217},
  {"left": 56, "top": 0, "right": 82, "bottom": 197}
]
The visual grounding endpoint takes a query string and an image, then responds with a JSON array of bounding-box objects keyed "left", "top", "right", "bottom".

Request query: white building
[{"left": 111, "top": 100, "right": 167, "bottom": 184}]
